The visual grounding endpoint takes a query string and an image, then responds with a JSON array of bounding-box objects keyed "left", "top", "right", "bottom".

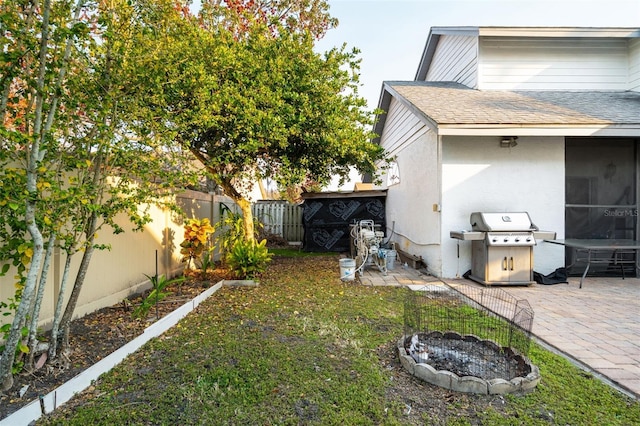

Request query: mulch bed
[{"left": 0, "top": 267, "right": 234, "bottom": 421}]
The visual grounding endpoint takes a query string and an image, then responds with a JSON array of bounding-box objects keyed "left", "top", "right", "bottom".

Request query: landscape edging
[{"left": 1, "top": 279, "right": 245, "bottom": 425}]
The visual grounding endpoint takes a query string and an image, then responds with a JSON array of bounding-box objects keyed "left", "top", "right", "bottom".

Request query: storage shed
[{"left": 301, "top": 190, "right": 387, "bottom": 252}]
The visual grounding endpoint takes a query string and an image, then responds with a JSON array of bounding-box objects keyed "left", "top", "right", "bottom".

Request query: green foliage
[
  {"left": 0, "top": 166, "right": 33, "bottom": 325},
  {"left": 197, "top": 249, "right": 215, "bottom": 280},
  {"left": 213, "top": 210, "right": 271, "bottom": 278},
  {"left": 123, "top": 2, "right": 390, "bottom": 242},
  {"left": 132, "top": 274, "right": 186, "bottom": 320},
  {"left": 0, "top": 0, "right": 201, "bottom": 383},
  {"left": 225, "top": 239, "right": 272, "bottom": 279},
  {"left": 214, "top": 211, "right": 248, "bottom": 258}
]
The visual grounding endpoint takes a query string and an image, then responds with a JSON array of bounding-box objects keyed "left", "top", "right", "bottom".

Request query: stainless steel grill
[{"left": 451, "top": 212, "right": 555, "bottom": 286}]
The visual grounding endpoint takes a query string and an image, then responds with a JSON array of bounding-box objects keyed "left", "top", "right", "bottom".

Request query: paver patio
[{"left": 359, "top": 265, "right": 640, "bottom": 400}]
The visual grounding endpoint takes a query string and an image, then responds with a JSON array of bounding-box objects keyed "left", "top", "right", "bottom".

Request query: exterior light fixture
[{"left": 500, "top": 136, "right": 518, "bottom": 148}]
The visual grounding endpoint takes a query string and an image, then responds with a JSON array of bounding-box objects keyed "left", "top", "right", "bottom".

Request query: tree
[
  {"left": 50, "top": 0, "right": 201, "bottom": 358},
  {"left": 0, "top": 0, "right": 85, "bottom": 391},
  {"left": 0, "top": 0, "right": 198, "bottom": 389},
  {"left": 130, "top": 2, "right": 388, "bottom": 243},
  {"left": 200, "top": 0, "right": 338, "bottom": 39}
]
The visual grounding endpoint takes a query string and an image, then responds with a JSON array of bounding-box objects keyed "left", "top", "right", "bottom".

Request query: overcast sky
[{"left": 315, "top": 0, "right": 640, "bottom": 110}]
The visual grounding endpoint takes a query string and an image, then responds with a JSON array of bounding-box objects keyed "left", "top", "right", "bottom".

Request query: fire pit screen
[{"left": 400, "top": 284, "right": 539, "bottom": 394}]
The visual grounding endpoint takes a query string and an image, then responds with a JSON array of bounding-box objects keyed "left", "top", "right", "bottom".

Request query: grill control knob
[
  {"left": 526, "top": 237, "right": 532, "bottom": 242},
  {"left": 503, "top": 237, "right": 509, "bottom": 242},
  {"left": 515, "top": 238, "right": 520, "bottom": 242},
  {"left": 492, "top": 238, "right": 497, "bottom": 243}
]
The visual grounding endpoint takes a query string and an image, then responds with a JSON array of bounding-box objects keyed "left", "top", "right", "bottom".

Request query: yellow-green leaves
[
  {"left": 17, "top": 243, "right": 33, "bottom": 266},
  {"left": 180, "top": 218, "right": 216, "bottom": 268}
]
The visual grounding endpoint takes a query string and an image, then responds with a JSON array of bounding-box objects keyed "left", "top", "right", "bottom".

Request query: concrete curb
[{"left": 1, "top": 279, "right": 251, "bottom": 425}]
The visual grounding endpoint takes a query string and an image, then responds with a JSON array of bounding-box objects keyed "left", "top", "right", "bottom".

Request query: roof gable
[{"left": 374, "top": 27, "right": 640, "bottom": 140}]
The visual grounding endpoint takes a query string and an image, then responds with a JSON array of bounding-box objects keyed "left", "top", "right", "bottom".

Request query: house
[{"left": 372, "top": 26, "right": 640, "bottom": 279}]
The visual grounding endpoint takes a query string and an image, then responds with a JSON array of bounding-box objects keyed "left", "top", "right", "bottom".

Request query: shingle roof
[{"left": 385, "top": 81, "right": 640, "bottom": 126}]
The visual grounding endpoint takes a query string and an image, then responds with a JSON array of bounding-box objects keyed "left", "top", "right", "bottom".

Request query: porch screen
[{"left": 565, "top": 138, "right": 638, "bottom": 274}]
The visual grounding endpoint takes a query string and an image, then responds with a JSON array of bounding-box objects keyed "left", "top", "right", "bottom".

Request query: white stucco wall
[
  {"left": 378, "top": 98, "right": 442, "bottom": 274},
  {"left": 384, "top": 128, "right": 442, "bottom": 270},
  {"left": 440, "top": 136, "right": 565, "bottom": 278}
]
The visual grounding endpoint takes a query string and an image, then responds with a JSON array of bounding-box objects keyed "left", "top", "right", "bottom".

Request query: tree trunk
[
  {"left": 48, "top": 253, "right": 73, "bottom": 360},
  {"left": 209, "top": 175, "right": 256, "bottom": 244},
  {"left": 237, "top": 197, "right": 255, "bottom": 244},
  {"left": 27, "top": 233, "right": 56, "bottom": 367},
  {"left": 0, "top": 0, "right": 53, "bottom": 392},
  {"left": 59, "top": 213, "right": 97, "bottom": 353},
  {"left": 0, "top": 209, "right": 44, "bottom": 391}
]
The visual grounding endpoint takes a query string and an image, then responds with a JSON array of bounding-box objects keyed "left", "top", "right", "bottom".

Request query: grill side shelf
[{"left": 450, "top": 231, "right": 485, "bottom": 241}]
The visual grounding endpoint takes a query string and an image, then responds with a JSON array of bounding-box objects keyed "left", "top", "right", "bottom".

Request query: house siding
[
  {"left": 478, "top": 37, "right": 629, "bottom": 90},
  {"left": 630, "top": 38, "right": 640, "bottom": 91},
  {"left": 439, "top": 136, "right": 565, "bottom": 279},
  {"left": 425, "top": 35, "right": 478, "bottom": 88},
  {"left": 379, "top": 98, "right": 442, "bottom": 274}
]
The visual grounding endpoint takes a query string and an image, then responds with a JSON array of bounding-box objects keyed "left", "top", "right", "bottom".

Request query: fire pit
[{"left": 400, "top": 284, "right": 540, "bottom": 394}]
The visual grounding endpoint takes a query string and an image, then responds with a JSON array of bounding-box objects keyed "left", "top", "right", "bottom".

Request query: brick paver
[{"left": 358, "top": 265, "right": 640, "bottom": 400}]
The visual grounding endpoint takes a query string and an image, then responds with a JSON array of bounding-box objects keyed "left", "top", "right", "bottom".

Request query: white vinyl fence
[{"left": 252, "top": 201, "right": 303, "bottom": 242}]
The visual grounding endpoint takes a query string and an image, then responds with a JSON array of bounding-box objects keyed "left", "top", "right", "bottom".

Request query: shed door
[{"left": 565, "top": 138, "right": 638, "bottom": 274}]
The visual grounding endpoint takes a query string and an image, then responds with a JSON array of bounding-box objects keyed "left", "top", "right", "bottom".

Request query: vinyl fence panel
[{"left": 252, "top": 201, "right": 303, "bottom": 242}]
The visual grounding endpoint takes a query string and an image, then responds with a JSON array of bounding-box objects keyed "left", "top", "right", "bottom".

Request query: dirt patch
[{"left": 378, "top": 340, "right": 511, "bottom": 425}]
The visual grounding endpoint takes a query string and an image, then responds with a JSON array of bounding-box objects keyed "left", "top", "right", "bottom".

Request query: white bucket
[
  {"left": 339, "top": 258, "right": 356, "bottom": 281},
  {"left": 386, "top": 250, "right": 397, "bottom": 270}
]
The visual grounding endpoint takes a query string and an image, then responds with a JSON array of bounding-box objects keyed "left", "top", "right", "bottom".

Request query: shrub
[
  {"left": 180, "top": 218, "right": 215, "bottom": 269},
  {"left": 225, "top": 239, "right": 272, "bottom": 279},
  {"left": 214, "top": 211, "right": 248, "bottom": 257}
]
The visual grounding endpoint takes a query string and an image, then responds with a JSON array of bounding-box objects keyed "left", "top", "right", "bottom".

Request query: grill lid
[{"left": 470, "top": 212, "right": 538, "bottom": 232}]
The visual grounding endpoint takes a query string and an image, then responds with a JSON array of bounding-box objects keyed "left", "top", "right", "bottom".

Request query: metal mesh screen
[{"left": 403, "top": 284, "right": 534, "bottom": 380}]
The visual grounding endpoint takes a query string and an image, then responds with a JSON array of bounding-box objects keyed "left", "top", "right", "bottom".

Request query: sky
[{"left": 315, "top": 0, "right": 640, "bottom": 111}]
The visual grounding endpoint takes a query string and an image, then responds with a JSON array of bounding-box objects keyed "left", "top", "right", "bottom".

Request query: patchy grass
[{"left": 38, "top": 255, "right": 640, "bottom": 425}]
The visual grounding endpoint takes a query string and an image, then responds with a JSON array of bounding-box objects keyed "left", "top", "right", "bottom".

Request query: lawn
[{"left": 38, "top": 255, "right": 640, "bottom": 425}]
